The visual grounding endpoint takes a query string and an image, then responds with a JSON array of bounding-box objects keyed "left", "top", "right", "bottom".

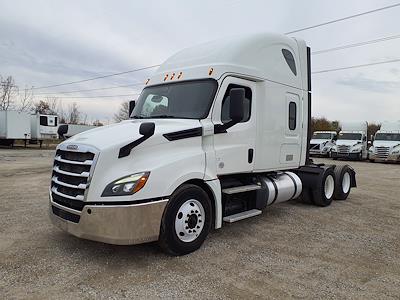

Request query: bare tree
[
  {"left": 113, "top": 101, "right": 130, "bottom": 122},
  {"left": 0, "top": 76, "right": 18, "bottom": 110},
  {"left": 92, "top": 119, "right": 104, "bottom": 126},
  {"left": 18, "top": 87, "right": 34, "bottom": 112},
  {"left": 67, "top": 102, "right": 81, "bottom": 124}
]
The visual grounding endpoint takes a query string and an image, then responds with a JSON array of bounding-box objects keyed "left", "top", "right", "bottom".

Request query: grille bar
[{"left": 51, "top": 144, "right": 98, "bottom": 213}]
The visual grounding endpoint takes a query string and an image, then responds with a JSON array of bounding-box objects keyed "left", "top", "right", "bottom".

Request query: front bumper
[
  {"left": 369, "top": 153, "right": 400, "bottom": 162},
  {"left": 309, "top": 149, "right": 330, "bottom": 156},
  {"left": 331, "top": 151, "right": 360, "bottom": 160},
  {"left": 49, "top": 193, "right": 168, "bottom": 245}
]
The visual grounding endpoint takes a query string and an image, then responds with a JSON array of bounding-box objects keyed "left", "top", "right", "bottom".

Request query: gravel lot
[{"left": 1, "top": 148, "right": 399, "bottom": 299}]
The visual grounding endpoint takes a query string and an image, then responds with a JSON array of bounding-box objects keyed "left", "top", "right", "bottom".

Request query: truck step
[
  {"left": 223, "top": 209, "right": 262, "bottom": 223},
  {"left": 222, "top": 184, "right": 261, "bottom": 195}
]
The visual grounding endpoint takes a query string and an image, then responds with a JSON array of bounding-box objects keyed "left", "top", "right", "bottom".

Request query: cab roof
[{"left": 148, "top": 33, "right": 306, "bottom": 90}]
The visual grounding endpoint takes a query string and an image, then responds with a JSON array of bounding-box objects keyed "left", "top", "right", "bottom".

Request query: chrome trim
[
  {"left": 52, "top": 176, "right": 87, "bottom": 189},
  {"left": 55, "top": 155, "right": 93, "bottom": 165},
  {"left": 53, "top": 166, "right": 90, "bottom": 177},
  {"left": 51, "top": 186, "right": 84, "bottom": 201}
]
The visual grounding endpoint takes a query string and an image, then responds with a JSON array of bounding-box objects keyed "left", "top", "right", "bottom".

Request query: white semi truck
[
  {"left": 0, "top": 110, "right": 31, "bottom": 146},
  {"left": 369, "top": 121, "right": 400, "bottom": 163},
  {"left": 331, "top": 122, "right": 368, "bottom": 160},
  {"left": 49, "top": 33, "right": 357, "bottom": 255},
  {"left": 57, "top": 124, "right": 98, "bottom": 139},
  {"left": 309, "top": 131, "right": 337, "bottom": 157}
]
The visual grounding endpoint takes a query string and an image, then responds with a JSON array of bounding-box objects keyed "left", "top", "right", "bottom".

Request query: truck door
[{"left": 212, "top": 77, "right": 256, "bottom": 175}]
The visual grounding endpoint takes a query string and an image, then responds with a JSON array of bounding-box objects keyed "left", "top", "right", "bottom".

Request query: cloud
[{"left": 336, "top": 74, "right": 400, "bottom": 93}]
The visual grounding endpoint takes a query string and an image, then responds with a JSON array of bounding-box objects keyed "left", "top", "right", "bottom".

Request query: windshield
[
  {"left": 312, "top": 133, "right": 332, "bottom": 139},
  {"left": 131, "top": 79, "right": 218, "bottom": 119},
  {"left": 375, "top": 133, "right": 400, "bottom": 141},
  {"left": 338, "top": 133, "right": 362, "bottom": 140}
]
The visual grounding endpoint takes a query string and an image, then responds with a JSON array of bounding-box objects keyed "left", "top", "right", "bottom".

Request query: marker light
[
  {"left": 170, "top": 73, "right": 175, "bottom": 80},
  {"left": 164, "top": 74, "right": 169, "bottom": 81},
  {"left": 145, "top": 78, "right": 150, "bottom": 85},
  {"left": 102, "top": 172, "right": 150, "bottom": 197},
  {"left": 177, "top": 72, "right": 183, "bottom": 79},
  {"left": 208, "top": 68, "right": 214, "bottom": 76}
]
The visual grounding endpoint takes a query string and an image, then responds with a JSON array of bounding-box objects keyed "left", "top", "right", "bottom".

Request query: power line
[
  {"left": 312, "top": 34, "right": 400, "bottom": 55},
  {"left": 312, "top": 58, "right": 400, "bottom": 74},
  {"left": 31, "top": 65, "right": 160, "bottom": 90},
  {"left": 285, "top": 3, "right": 400, "bottom": 34},
  {"left": 53, "top": 93, "right": 140, "bottom": 99},
  {"left": 35, "top": 82, "right": 144, "bottom": 95}
]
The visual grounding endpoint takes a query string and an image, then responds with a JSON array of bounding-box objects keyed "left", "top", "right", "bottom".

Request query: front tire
[{"left": 159, "top": 184, "right": 212, "bottom": 256}]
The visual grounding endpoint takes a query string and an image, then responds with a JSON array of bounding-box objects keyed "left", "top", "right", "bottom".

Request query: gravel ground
[{"left": 0, "top": 149, "right": 399, "bottom": 299}]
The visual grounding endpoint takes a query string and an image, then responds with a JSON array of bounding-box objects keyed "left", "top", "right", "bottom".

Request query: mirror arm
[{"left": 214, "top": 120, "right": 239, "bottom": 134}]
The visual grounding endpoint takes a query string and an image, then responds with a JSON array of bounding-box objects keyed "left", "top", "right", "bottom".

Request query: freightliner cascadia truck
[
  {"left": 369, "top": 121, "right": 400, "bottom": 163},
  {"left": 309, "top": 131, "right": 337, "bottom": 157},
  {"left": 331, "top": 122, "right": 368, "bottom": 161},
  {"left": 49, "top": 33, "right": 357, "bottom": 255}
]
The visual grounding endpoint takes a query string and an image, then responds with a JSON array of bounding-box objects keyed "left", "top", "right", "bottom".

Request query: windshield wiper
[{"left": 150, "top": 115, "right": 177, "bottom": 119}]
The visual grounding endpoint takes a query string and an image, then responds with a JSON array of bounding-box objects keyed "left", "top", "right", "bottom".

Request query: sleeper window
[
  {"left": 282, "top": 49, "right": 297, "bottom": 76},
  {"left": 221, "top": 84, "right": 252, "bottom": 124},
  {"left": 288, "top": 102, "right": 297, "bottom": 130}
]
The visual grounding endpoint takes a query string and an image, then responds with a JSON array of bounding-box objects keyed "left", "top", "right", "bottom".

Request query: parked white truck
[
  {"left": 57, "top": 124, "right": 98, "bottom": 139},
  {"left": 309, "top": 131, "right": 337, "bottom": 157},
  {"left": 369, "top": 121, "right": 400, "bottom": 163},
  {"left": 49, "top": 33, "right": 357, "bottom": 255},
  {"left": 0, "top": 110, "right": 31, "bottom": 146},
  {"left": 331, "top": 122, "right": 368, "bottom": 160}
]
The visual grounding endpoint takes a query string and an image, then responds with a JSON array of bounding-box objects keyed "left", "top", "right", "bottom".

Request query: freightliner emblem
[{"left": 66, "top": 144, "right": 79, "bottom": 150}]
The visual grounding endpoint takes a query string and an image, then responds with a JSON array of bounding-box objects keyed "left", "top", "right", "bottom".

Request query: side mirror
[
  {"left": 128, "top": 100, "right": 136, "bottom": 117},
  {"left": 363, "top": 136, "right": 367, "bottom": 142},
  {"left": 139, "top": 122, "right": 155, "bottom": 137},
  {"left": 229, "top": 88, "right": 245, "bottom": 123}
]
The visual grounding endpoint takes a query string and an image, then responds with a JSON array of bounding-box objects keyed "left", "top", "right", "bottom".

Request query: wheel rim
[
  {"left": 175, "top": 199, "right": 205, "bottom": 243},
  {"left": 342, "top": 172, "right": 351, "bottom": 194},
  {"left": 324, "top": 175, "right": 334, "bottom": 199}
]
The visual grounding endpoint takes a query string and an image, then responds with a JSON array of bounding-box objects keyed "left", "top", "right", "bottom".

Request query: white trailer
[
  {"left": 57, "top": 124, "right": 98, "bottom": 139},
  {"left": 0, "top": 110, "right": 31, "bottom": 146},
  {"left": 331, "top": 121, "right": 368, "bottom": 160},
  {"left": 30, "top": 113, "right": 59, "bottom": 143},
  {"left": 309, "top": 131, "right": 337, "bottom": 157},
  {"left": 49, "top": 33, "right": 357, "bottom": 255},
  {"left": 369, "top": 121, "right": 400, "bottom": 163}
]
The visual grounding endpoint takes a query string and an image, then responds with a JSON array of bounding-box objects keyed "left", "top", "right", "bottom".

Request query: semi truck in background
[
  {"left": 57, "top": 124, "right": 98, "bottom": 139},
  {"left": 309, "top": 131, "right": 337, "bottom": 157},
  {"left": 369, "top": 121, "right": 400, "bottom": 163},
  {"left": 331, "top": 122, "right": 368, "bottom": 160},
  {"left": 0, "top": 110, "right": 31, "bottom": 146},
  {"left": 49, "top": 33, "right": 357, "bottom": 255},
  {"left": 30, "top": 113, "right": 59, "bottom": 145}
]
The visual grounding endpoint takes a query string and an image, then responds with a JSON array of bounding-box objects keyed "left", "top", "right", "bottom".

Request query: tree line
[{"left": 311, "top": 117, "right": 381, "bottom": 139}]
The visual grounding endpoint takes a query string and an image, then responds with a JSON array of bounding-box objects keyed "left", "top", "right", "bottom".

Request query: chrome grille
[
  {"left": 309, "top": 143, "right": 319, "bottom": 150},
  {"left": 376, "top": 146, "right": 389, "bottom": 159},
  {"left": 337, "top": 145, "right": 350, "bottom": 154},
  {"left": 51, "top": 145, "right": 98, "bottom": 212}
]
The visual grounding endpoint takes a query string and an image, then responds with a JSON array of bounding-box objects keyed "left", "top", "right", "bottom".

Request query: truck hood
[
  {"left": 373, "top": 141, "right": 400, "bottom": 148},
  {"left": 64, "top": 119, "right": 202, "bottom": 151},
  {"left": 336, "top": 140, "right": 362, "bottom": 147},
  {"left": 310, "top": 139, "right": 330, "bottom": 145}
]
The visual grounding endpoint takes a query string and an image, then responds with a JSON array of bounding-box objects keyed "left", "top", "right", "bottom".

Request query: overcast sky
[{"left": 1, "top": 0, "right": 400, "bottom": 124}]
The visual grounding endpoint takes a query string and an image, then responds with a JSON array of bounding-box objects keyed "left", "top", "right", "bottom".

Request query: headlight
[
  {"left": 351, "top": 147, "right": 361, "bottom": 153},
  {"left": 101, "top": 172, "right": 150, "bottom": 197},
  {"left": 331, "top": 146, "right": 338, "bottom": 152},
  {"left": 392, "top": 148, "right": 400, "bottom": 154}
]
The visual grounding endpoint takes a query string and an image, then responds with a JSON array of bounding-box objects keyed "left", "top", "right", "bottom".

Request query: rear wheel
[
  {"left": 312, "top": 168, "right": 335, "bottom": 207},
  {"left": 333, "top": 165, "right": 353, "bottom": 200},
  {"left": 159, "top": 184, "right": 212, "bottom": 256}
]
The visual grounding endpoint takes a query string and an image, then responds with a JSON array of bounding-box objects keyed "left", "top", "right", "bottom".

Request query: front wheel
[{"left": 159, "top": 184, "right": 212, "bottom": 256}]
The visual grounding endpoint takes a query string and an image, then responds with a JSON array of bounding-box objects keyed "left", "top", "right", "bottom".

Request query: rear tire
[
  {"left": 312, "top": 168, "right": 335, "bottom": 207},
  {"left": 159, "top": 184, "right": 212, "bottom": 256},
  {"left": 333, "top": 165, "right": 352, "bottom": 200}
]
